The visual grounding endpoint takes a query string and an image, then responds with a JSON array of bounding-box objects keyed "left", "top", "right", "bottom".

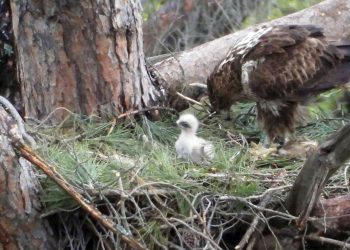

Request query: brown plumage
[{"left": 207, "top": 25, "right": 350, "bottom": 146}]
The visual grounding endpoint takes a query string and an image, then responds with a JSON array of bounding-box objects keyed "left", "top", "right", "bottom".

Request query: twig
[
  {"left": 130, "top": 172, "right": 165, "bottom": 205},
  {"left": 175, "top": 91, "right": 203, "bottom": 106},
  {"left": 235, "top": 192, "right": 275, "bottom": 249},
  {"left": 188, "top": 82, "right": 207, "bottom": 89},
  {"left": 217, "top": 195, "right": 298, "bottom": 221},
  {"left": 141, "top": 190, "right": 185, "bottom": 249},
  {"left": 15, "top": 143, "right": 146, "bottom": 250},
  {"left": 0, "top": 96, "right": 36, "bottom": 147},
  {"left": 116, "top": 172, "right": 132, "bottom": 235},
  {"left": 246, "top": 185, "right": 291, "bottom": 200},
  {"left": 116, "top": 106, "right": 176, "bottom": 120},
  {"left": 304, "top": 235, "right": 350, "bottom": 249},
  {"left": 107, "top": 118, "right": 117, "bottom": 136},
  {"left": 158, "top": 215, "right": 199, "bottom": 230},
  {"left": 169, "top": 217, "right": 223, "bottom": 249},
  {"left": 149, "top": 234, "right": 168, "bottom": 250},
  {"left": 31, "top": 106, "right": 75, "bottom": 129},
  {"left": 86, "top": 217, "right": 113, "bottom": 250}
]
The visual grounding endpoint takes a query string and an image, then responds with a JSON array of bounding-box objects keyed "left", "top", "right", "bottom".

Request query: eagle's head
[
  {"left": 207, "top": 83, "right": 236, "bottom": 120},
  {"left": 207, "top": 77, "right": 232, "bottom": 119},
  {"left": 207, "top": 25, "right": 274, "bottom": 120},
  {"left": 207, "top": 49, "right": 248, "bottom": 120},
  {"left": 176, "top": 113, "right": 199, "bottom": 134}
]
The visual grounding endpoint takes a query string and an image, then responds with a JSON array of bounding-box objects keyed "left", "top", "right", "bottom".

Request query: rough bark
[
  {"left": 284, "top": 123, "right": 350, "bottom": 229},
  {"left": 312, "top": 195, "right": 350, "bottom": 234},
  {"left": 149, "top": 0, "right": 350, "bottom": 109},
  {"left": 0, "top": 106, "right": 56, "bottom": 249},
  {"left": 10, "top": 0, "right": 161, "bottom": 123}
]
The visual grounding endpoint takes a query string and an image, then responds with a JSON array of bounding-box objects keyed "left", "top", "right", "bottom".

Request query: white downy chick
[{"left": 175, "top": 114, "right": 214, "bottom": 165}]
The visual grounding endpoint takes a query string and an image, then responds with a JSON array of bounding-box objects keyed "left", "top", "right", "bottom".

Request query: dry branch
[
  {"left": 236, "top": 191, "right": 276, "bottom": 250},
  {"left": 150, "top": 0, "right": 350, "bottom": 109},
  {"left": 285, "top": 123, "right": 350, "bottom": 229},
  {"left": 15, "top": 144, "right": 146, "bottom": 250},
  {"left": 304, "top": 235, "right": 350, "bottom": 249}
]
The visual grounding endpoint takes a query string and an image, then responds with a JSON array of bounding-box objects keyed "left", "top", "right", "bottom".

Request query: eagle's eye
[{"left": 179, "top": 121, "right": 191, "bottom": 128}]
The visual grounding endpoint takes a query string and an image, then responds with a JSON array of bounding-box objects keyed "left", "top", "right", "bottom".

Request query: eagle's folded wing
[{"left": 245, "top": 25, "right": 344, "bottom": 101}]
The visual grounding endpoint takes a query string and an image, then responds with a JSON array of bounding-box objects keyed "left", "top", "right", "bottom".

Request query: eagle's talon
[
  {"left": 262, "top": 136, "right": 271, "bottom": 149},
  {"left": 250, "top": 142, "right": 278, "bottom": 159}
]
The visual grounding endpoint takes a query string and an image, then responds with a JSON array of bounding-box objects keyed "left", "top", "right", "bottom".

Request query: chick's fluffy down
[{"left": 175, "top": 135, "right": 214, "bottom": 165}]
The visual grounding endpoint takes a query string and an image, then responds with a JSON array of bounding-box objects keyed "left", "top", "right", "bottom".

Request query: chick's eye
[{"left": 179, "top": 121, "right": 190, "bottom": 128}]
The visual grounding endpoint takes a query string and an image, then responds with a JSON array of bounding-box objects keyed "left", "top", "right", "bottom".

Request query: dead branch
[
  {"left": 115, "top": 106, "right": 176, "bottom": 120},
  {"left": 0, "top": 96, "right": 36, "bottom": 147},
  {"left": 15, "top": 143, "right": 146, "bottom": 250},
  {"left": 304, "top": 235, "right": 350, "bottom": 249},
  {"left": 285, "top": 123, "right": 350, "bottom": 229},
  {"left": 236, "top": 192, "right": 275, "bottom": 249},
  {"left": 218, "top": 195, "right": 298, "bottom": 221},
  {"left": 175, "top": 91, "right": 203, "bottom": 106},
  {"left": 150, "top": 0, "right": 350, "bottom": 109},
  {"left": 86, "top": 187, "right": 177, "bottom": 199}
]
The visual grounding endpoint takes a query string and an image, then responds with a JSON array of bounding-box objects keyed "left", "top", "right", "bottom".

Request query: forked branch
[{"left": 285, "top": 123, "right": 350, "bottom": 229}]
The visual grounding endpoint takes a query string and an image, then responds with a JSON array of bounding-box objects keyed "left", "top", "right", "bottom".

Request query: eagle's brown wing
[{"left": 245, "top": 25, "right": 345, "bottom": 101}]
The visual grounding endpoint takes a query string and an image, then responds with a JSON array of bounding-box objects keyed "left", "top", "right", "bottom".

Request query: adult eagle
[{"left": 207, "top": 24, "right": 350, "bottom": 147}]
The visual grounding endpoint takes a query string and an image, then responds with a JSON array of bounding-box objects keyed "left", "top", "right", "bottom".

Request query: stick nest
[{"left": 30, "top": 90, "right": 349, "bottom": 249}]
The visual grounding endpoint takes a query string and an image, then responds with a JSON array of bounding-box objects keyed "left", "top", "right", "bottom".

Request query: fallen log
[
  {"left": 143, "top": 0, "right": 267, "bottom": 56},
  {"left": 149, "top": 0, "right": 350, "bottom": 110},
  {"left": 312, "top": 194, "right": 350, "bottom": 233}
]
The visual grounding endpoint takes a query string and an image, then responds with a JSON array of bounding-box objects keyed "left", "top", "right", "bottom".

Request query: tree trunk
[
  {"left": 10, "top": 0, "right": 161, "bottom": 123},
  {"left": 0, "top": 106, "right": 56, "bottom": 249}
]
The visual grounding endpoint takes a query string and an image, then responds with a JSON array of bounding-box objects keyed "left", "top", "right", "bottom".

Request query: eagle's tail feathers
[
  {"left": 300, "top": 61, "right": 350, "bottom": 96},
  {"left": 294, "top": 45, "right": 350, "bottom": 98},
  {"left": 336, "top": 45, "right": 350, "bottom": 59}
]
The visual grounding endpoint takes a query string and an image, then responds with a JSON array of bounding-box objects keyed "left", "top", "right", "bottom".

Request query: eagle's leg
[
  {"left": 257, "top": 101, "right": 300, "bottom": 149},
  {"left": 283, "top": 131, "right": 297, "bottom": 144},
  {"left": 220, "top": 109, "right": 231, "bottom": 120},
  {"left": 263, "top": 130, "right": 297, "bottom": 148},
  {"left": 262, "top": 136, "right": 272, "bottom": 148}
]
